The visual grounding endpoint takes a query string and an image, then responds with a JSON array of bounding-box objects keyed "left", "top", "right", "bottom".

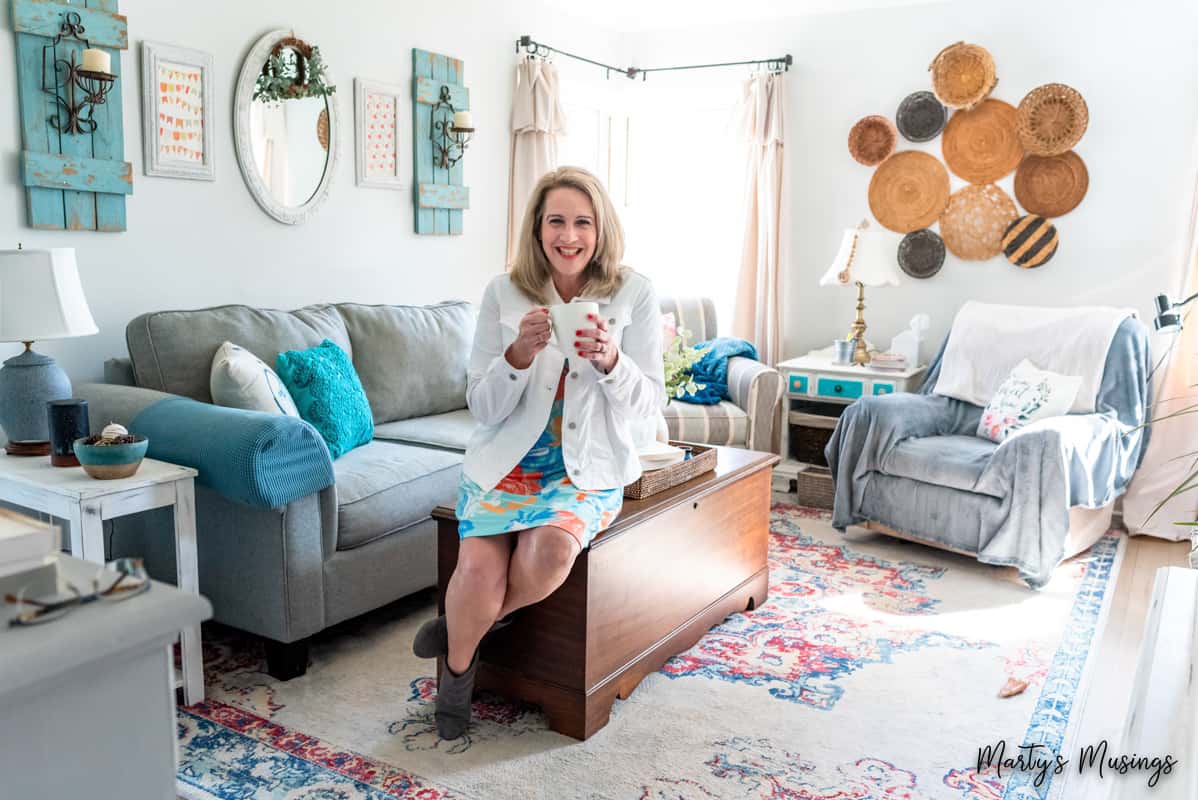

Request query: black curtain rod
[{"left": 516, "top": 35, "right": 791, "bottom": 81}]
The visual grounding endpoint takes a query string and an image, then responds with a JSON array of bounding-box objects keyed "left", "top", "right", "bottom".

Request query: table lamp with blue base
[{"left": 0, "top": 247, "right": 98, "bottom": 456}]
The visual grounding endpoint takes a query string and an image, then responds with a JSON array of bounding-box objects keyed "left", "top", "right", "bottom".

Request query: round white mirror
[{"left": 234, "top": 30, "right": 339, "bottom": 224}]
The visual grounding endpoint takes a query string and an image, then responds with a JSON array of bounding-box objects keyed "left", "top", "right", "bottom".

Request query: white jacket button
[
  {"left": 509, "top": 373, "right": 517, "bottom": 380},
  {"left": 568, "top": 422, "right": 576, "bottom": 430},
  {"left": 608, "top": 317, "right": 616, "bottom": 325},
  {"left": 570, "top": 372, "right": 578, "bottom": 379}
]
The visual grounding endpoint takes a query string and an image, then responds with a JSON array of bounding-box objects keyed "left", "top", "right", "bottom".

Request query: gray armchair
[
  {"left": 659, "top": 297, "right": 782, "bottom": 452},
  {"left": 825, "top": 316, "right": 1152, "bottom": 588}
]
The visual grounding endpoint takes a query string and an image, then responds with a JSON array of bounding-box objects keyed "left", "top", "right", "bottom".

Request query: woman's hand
[
  {"left": 505, "top": 307, "right": 552, "bottom": 369},
  {"left": 574, "top": 313, "right": 619, "bottom": 373}
]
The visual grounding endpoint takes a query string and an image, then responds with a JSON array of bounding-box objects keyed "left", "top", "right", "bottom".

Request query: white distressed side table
[
  {"left": 775, "top": 352, "right": 927, "bottom": 485},
  {"left": 0, "top": 455, "right": 205, "bottom": 704}
]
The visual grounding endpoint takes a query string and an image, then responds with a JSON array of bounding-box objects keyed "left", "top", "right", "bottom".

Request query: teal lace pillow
[{"left": 276, "top": 339, "right": 373, "bottom": 459}]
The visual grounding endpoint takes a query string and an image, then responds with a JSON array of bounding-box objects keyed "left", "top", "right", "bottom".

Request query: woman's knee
[
  {"left": 524, "top": 527, "right": 580, "bottom": 575},
  {"left": 453, "top": 540, "right": 509, "bottom": 593}
]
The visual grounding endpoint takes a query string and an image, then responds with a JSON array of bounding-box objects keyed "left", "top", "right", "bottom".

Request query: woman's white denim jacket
[{"left": 462, "top": 268, "right": 667, "bottom": 493}]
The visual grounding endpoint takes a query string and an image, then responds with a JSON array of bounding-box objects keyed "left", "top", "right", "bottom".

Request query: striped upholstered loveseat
[{"left": 658, "top": 297, "right": 783, "bottom": 453}]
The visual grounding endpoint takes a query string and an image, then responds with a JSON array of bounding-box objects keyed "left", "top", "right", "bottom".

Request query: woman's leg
[
  {"left": 444, "top": 534, "right": 512, "bottom": 674},
  {"left": 497, "top": 526, "right": 582, "bottom": 618}
]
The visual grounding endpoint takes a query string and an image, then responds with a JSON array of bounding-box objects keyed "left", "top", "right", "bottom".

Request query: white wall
[
  {"left": 0, "top": 0, "right": 624, "bottom": 382},
  {"left": 5, "top": 0, "right": 1196, "bottom": 387},
  {"left": 624, "top": 0, "right": 1198, "bottom": 361}
]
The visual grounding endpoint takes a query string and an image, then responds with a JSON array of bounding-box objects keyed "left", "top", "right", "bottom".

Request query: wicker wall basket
[
  {"left": 1017, "top": 83, "right": 1088, "bottom": 156},
  {"left": 896, "top": 90, "right": 947, "bottom": 142},
  {"left": 898, "top": 229, "right": 946, "bottom": 278},
  {"left": 624, "top": 442, "right": 717, "bottom": 500},
  {"left": 941, "top": 99, "right": 1023, "bottom": 184},
  {"left": 929, "top": 41, "right": 998, "bottom": 110},
  {"left": 939, "top": 183, "right": 1019, "bottom": 260},
  {"left": 1002, "top": 215, "right": 1059, "bottom": 269},
  {"left": 867, "top": 151, "right": 951, "bottom": 233},
  {"left": 1014, "top": 150, "right": 1089, "bottom": 217},
  {"left": 848, "top": 115, "right": 898, "bottom": 166}
]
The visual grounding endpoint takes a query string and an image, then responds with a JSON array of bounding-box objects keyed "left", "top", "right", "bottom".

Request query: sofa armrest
[
  {"left": 726, "top": 356, "right": 783, "bottom": 452},
  {"left": 76, "top": 383, "right": 335, "bottom": 509}
]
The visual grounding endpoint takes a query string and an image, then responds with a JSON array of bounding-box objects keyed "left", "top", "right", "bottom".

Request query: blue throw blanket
[{"left": 678, "top": 337, "right": 759, "bottom": 405}]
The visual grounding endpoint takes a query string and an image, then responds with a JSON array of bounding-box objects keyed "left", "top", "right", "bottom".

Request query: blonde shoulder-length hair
[{"left": 509, "top": 166, "right": 626, "bottom": 305}]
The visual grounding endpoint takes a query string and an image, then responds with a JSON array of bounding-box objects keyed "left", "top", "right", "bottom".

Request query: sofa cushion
[
  {"left": 373, "top": 409, "right": 475, "bottom": 452},
  {"left": 210, "top": 341, "right": 300, "bottom": 417},
  {"left": 663, "top": 400, "right": 748, "bottom": 447},
  {"left": 882, "top": 434, "right": 1000, "bottom": 497},
  {"left": 337, "top": 302, "right": 475, "bottom": 424},
  {"left": 276, "top": 340, "right": 374, "bottom": 460},
  {"left": 127, "top": 304, "right": 351, "bottom": 402},
  {"left": 333, "top": 440, "right": 462, "bottom": 550}
]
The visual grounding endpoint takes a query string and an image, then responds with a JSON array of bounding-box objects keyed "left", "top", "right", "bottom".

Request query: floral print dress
[{"left": 456, "top": 364, "right": 623, "bottom": 549}]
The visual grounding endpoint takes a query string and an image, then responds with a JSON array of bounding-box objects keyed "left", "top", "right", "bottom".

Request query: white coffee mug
[
  {"left": 549, "top": 302, "right": 600, "bottom": 356},
  {"left": 548, "top": 301, "right": 603, "bottom": 354}
]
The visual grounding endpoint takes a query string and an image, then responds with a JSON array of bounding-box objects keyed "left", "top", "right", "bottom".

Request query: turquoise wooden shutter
[
  {"left": 12, "top": 0, "right": 131, "bottom": 231},
  {"left": 412, "top": 48, "right": 469, "bottom": 235}
]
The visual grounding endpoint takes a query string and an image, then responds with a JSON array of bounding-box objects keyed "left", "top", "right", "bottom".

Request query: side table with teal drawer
[{"left": 775, "top": 352, "right": 927, "bottom": 498}]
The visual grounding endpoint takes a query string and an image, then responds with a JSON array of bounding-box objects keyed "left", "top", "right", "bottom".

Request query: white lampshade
[
  {"left": 0, "top": 248, "right": 98, "bottom": 342},
  {"left": 819, "top": 229, "right": 903, "bottom": 288}
]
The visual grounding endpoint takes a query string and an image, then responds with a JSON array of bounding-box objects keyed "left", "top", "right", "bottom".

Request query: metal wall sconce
[
  {"left": 1153, "top": 291, "right": 1198, "bottom": 333},
  {"left": 429, "top": 85, "right": 474, "bottom": 170},
  {"left": 42, "top": 11, "right": 117, "bottom": 136}
]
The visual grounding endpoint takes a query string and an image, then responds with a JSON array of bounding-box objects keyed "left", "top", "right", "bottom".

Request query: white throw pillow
[
  {"left": 210, "top": 341, "right": 300, "bottom": 417},
  {"left": 977, "top": 359, "right": 1081, "bottom": 443}
]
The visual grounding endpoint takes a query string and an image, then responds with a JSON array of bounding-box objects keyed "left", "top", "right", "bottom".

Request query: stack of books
[
  {"left": 0, "top": 508, "right": 60, "bottom": 600},
  {"left": 869, "top": 351, "right": 909, "bottom": 371}
]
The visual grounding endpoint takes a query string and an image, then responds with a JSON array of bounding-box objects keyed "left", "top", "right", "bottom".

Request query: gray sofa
[
  {"left": 80, "top": 301, "right": 477, "bottom": 679},
  {"left": 79, "top": 296, "right": 781, "bottom": 680}
]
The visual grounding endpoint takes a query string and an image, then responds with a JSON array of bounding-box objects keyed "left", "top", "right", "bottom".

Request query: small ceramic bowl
[{"left": 72, "top": 436, "right": 149, "bottom": 480}]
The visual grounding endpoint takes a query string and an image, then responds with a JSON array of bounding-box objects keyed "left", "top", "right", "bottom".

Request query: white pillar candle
[
  {"left": 452, "top": 111, "right": 473, "bottom": 130},
  {"left": 80, "top": 48, "right": 111, "bottom": 74}
]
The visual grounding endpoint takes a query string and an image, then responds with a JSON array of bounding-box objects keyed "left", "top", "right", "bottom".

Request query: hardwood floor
[{"left": 769, "top": 489, "right": 1190, "bottom": 798}]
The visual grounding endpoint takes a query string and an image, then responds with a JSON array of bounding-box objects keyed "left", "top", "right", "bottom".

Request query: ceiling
[{"left": 552, "top": 0, "right": 948, "bottom": 34}]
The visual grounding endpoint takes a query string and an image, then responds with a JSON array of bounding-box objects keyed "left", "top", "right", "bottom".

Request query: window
[{"left": 558, "top": 73, "right": 745, "bottom": 339}]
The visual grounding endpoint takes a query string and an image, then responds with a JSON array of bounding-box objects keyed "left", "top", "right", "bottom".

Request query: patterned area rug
[{"left": 176, "top": 504, "right": 1123, "bottom": 800}]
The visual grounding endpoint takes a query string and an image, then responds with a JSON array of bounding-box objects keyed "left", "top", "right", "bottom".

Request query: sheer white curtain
[
  {"left": 507, "top": 56, "right": 566, "bottom": 267},
  {"left": 732, "top": 71, "right": 787, "bottom": 367},
  {"left": 1123, "top": 172, "right": 1198, "bottom": 540}
]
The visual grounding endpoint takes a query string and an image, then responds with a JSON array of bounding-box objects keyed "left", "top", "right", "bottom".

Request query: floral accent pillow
[
  {"left": 661, "top": 312, "right": 678, "bottom": 350},
  {"left": 977, "top": 359, "right": 1082, "bottom": 443},
  {"left": 210, "top": 341, "right": 300, "bottom": 417}
]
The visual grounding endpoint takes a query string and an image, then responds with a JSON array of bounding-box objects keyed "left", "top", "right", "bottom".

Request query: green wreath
[{"left": 253, "top": 37, "right": 337, "bottom": 103}]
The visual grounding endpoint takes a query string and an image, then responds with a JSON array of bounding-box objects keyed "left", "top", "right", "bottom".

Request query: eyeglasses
[{"left": 5, "top": 557, "right": 151, "bottom": 627}]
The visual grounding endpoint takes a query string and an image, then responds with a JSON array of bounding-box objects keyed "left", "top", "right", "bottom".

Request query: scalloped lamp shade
[
  {"left": 0, "top": 248, "right": 98, "bottom": 452},
  {"left": 819, "top": 229, "right": 903, "bottom": 288}
]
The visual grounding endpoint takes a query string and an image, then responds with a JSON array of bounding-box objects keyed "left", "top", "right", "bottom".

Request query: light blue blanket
[{"left": 824, "top": 317, "right": 1152, "bottom": 588}]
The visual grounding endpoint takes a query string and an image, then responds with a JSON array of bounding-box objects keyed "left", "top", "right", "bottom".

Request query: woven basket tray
[{"left": 624, "top": 442, "right": 717, "bottom": 500}]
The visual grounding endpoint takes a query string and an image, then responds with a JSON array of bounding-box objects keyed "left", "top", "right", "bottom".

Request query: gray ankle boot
[
  {"left": 435, "top": 651, "right": 478, "bottom": 740},
  {"left": 413, "top": 613, "right": 515, "bottom": 659}
]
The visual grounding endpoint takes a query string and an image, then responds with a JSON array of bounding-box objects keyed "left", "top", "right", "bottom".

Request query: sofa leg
[{"left": 265, "top": 638, "right": 309, "bottom": 680}]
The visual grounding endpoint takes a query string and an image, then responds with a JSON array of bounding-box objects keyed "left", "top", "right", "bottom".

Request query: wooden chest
[{"left": 433, "top": 445, "right": 778, "bottom": 739}]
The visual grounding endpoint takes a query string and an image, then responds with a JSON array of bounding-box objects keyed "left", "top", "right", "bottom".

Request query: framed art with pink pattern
[{"left": 354, "top": 78, "right": 406, "bottom": 189}]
